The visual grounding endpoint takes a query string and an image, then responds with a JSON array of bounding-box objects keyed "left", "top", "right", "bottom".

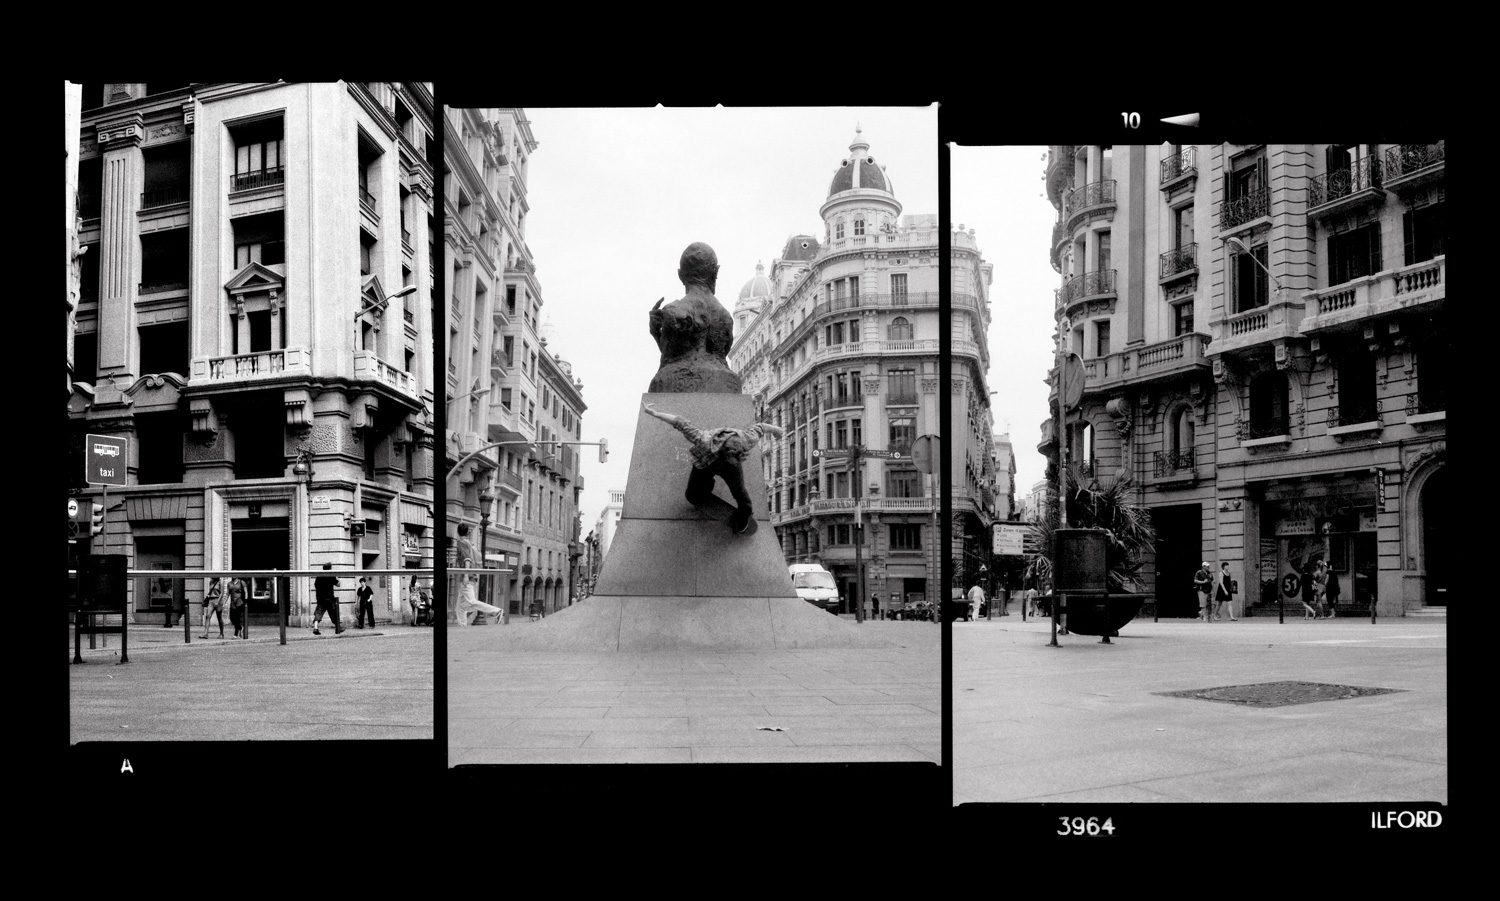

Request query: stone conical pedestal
[{"left": 492, "top": 393, "right": 890, "bottom": 650}]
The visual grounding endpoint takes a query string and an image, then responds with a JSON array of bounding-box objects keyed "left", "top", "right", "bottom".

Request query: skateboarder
[{"left": 642, "top": 401, "right": 783, "bottom": 535}]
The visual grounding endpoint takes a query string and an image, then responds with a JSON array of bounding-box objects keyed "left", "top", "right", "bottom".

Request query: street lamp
[
  {"left": 478, "top": 483, "right": 496, "bottom": 617},
  {"left": 1222, "top": 235, "right": 1285, "bottom": 293},
  {"left": 355, "top": 284, "right": 418, "bottom": 320},
  {"left": 291, "top": 446, "right": 315, "bottom": 486}
]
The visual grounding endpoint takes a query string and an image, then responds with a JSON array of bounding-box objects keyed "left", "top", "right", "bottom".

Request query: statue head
[{"left": 678, "top": 242, "right": 719, "bottom": 292}]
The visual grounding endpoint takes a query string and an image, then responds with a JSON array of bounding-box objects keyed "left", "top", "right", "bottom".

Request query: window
[
  {"left": 1223, "top": 151, "right": 1269, "bottom": 228},
  {"left": 827, "top": 321, "right": 845, "bottom": 346},
  {"left": 835, "top": 220, "right": 845, "bottom": 240},
  {"left": 1403, "top": 202, "right": 1445, "bottom": 265},
  {"left": 1232, "top": 243, "right": 1270, "bottom": 312},
  {"left": 359, "top": 232, "right": 375, "bottom": 276},
  {"left": 1173, "top": 300, "right": 1195, "bottom": 336},
  {"left": 231, "top": 118, "right": 285, "bottom": 190},
  {"left": 142, "top": 143, "right": 190, "bottom": 207},
  {"left": 890, "top": 273, "right": 907, "bottom": 300},
  {"left": 1328, "top": 223, "right": 1381, "bottom": 286},
  {"left": 888, "top": 368, "right": 916, "bottom": 404},
  {"left": 139, "top": 228, "right": 189, "bottom": 292},
  {"left": 1171, "top": 407, "right": 1195, "bottom": 459},
  {"left": 138, "top": 321, "right": 188, "bottom": 375},
  {"left": 135, "top": 412, "right": 185, "bottom": 484},
  {"left": 889, "top": 418, "right": 915, "bottom": 455},
  {"left": 889, "top": 316, "right": 913, "bottom": 341},
  {"left": 1415, "top": 326, "right": 1449, "bottom": 414},
  {"left": 233, "top": 212, "right": 285, "bottom": 268},
  {"left": 73, "top": 332, "right": 98, "bottom": 384},
  {"left": 887, "top": 469, "right": 919, "bottom": 498},
  {"left": 852, "top": 418, "right": 862, "bottom": 447},
  {"left": 854, "top": 218, "right": 865, "bottom": 236},
  {"left": 889, "top": 524, "right": 922, "bottom": 551},
  {"left": 79, "top": 243, "right": 100, "bottom": 304},
  {"left": 506, "top": 285, "right": 517, "bottom": 316},
  {"left": 1095, "top": 320, "right": 1111, "bottom": 357},
  {"left": 1079, "top": 422, "right": 1095, "bottom": 465},
  {"left": 849, "top": 277, "right": 859, "bottom": 301},
  {"left": 1097, "top": 230, "right": 1111, "bottom": 273},
  {"left": 835, "top": 421, "right": 848, "bottom": 449},
  {"left": 1248, "top": 371, "right": 1289, "bottom": 437},
  {"left": 78, "top": 158, "right": 104, "bottom": 218},
  {"left": 1337, "top": 347, "right": 1378, "bottom": 425},
  {"left": 1175, "top": 205, "right": 1194, "bottom": 249}
]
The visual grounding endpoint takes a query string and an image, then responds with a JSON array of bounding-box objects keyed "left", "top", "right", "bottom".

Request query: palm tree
[{"left": 1025, "top": 462, "right": 1155, "bottom": 594}]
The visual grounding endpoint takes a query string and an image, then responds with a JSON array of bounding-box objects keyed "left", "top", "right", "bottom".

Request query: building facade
[
  {"left": 443, "top": 107, "right": 586, "bottom": 618},
  {"left": 728, "top": 128, "right": 995, "bottom": 613},
  {"left": 1040, "top": 143, "right": 1447, "bottom": 617},
  {"left": 67, "top": 82, "right": 439, "bottom": 625}
]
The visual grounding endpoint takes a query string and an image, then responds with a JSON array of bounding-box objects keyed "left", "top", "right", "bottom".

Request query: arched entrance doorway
[{"left": 1421, "top": 466, "right": 1449, "bottom": 606}]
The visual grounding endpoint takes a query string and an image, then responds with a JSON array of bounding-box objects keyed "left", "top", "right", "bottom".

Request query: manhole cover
[{"left": 1155, "top": 680, "right": 1404, "bottom": 708}]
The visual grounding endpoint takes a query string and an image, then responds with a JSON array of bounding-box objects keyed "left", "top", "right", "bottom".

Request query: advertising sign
[{"left": 992, "top": 523, "right": 1028, "bottom": 556}]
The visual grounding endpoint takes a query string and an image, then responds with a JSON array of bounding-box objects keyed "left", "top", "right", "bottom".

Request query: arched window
[
  {"left": 1172, "top": 406, "right": 1195, "bottom": 458},
  {"left": 1248, "top": 371, "right": 1290, "bottom": 437},
  {"left": 888, "top": 316, "right": 913, "bottom": 341}
]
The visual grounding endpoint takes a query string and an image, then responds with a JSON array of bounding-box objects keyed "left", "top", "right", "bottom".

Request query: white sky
[
  {"left": 523, "top": 106, "right": 938, "bottom": 530},
  {"left": 950, "top": 144, "right": 1057, "bottom": 501}
]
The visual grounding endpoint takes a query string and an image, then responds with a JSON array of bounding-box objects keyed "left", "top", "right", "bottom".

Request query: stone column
[{"left": 94, "top": 112, "right": 145, "bottom": 403}]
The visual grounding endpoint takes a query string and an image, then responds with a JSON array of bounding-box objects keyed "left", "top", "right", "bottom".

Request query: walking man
[
  {"left": 1193, "top": 562, "right": 1212, "bottom": 621},
  {"left": 312, "top": 563, "right": 345, "bottom": 636},
  {"left": 967, "top": 581, "right": 986, "bottom": 622},
  {"left": 355, "top": 576, "right": 376, "bottom": 629}
]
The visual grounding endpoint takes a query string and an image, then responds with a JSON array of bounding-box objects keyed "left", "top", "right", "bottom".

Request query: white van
[{"left": 789, "top": 564, "right": 840, "bottom": 614}]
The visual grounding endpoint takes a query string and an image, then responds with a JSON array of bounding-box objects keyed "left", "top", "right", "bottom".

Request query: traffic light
[
  {"left": 68, "top": 509, "right": 80, "bottom": 542},
  {"left": 90, "top": 502, "right": 106, "bottom": 537},
  {"left": 598, "top": 438, "right": 609, "bottom": 463}
]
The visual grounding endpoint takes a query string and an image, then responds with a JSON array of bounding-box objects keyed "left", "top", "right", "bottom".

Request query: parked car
[{"left": 789, "top": 564, "right": 840, "bottom": 614}]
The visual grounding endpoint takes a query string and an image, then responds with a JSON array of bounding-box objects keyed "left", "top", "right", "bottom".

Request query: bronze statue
[
  {"left": 643, "top": 402, "right": 782, "bottom": 534},
  {"left": 648, "top": 243, "right": 742, "bottom": 393}
]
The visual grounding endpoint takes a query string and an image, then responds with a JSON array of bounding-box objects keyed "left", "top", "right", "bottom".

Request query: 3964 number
[{"left": 1057, "top": 817, "right": 1115, "bottom": 837}]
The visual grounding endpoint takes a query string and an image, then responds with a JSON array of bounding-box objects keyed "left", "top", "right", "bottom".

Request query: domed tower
[
  {"left": 734, "top": 261, "right": 773, "bottom": 337},
  {"left": 820, "top": 124, "right": 902, "bottom": 247}
]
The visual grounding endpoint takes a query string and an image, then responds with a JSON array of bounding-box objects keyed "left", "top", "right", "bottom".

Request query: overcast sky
[
  {"left": 950, "top": 144, "right": 1057, "bottom": 503},
  {"left": 523, "top": 106, "right": 938, "bottom": 529}
]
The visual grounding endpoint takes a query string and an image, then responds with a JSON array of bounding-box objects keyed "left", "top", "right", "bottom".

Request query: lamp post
[
  {"left": 290, "top": 445, "right": 315, "bottom": 639},
  {"left": 355, "top": 284, "right": 418, "bottom": 321},
  {"left": 478, "top": 483, "right": 495, "bottom": 614}
]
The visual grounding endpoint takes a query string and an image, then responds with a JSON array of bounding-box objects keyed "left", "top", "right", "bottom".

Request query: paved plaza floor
[
  {"left": 448, "top": 618, "right": 940, "bottom": 765},
  {"left": 954, "top": 617, "right": 1447, "bottom": 805}
]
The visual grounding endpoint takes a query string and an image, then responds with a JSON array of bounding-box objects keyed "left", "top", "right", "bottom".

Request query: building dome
[
  {"left": 780, "top": 234, "right": 820, "bottom": 262},
  {"left": 827, "top": 124, "right": 894, "bottom": 198},
  {"left": 738, "top": 262, "right": 773, "bottom": 302}
]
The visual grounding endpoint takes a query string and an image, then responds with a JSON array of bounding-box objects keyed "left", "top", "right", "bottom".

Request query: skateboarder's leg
[
  {"left": 716, "top": 460, "right": 754, "bottom": 532},
  {"left": 685, "top": 465, "right": 716, "bottom": 506}
]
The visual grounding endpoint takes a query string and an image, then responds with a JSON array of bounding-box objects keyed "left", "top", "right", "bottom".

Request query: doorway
[
  {"left": 135, "top": 534, "right": 184, "bottom": 616},
  {"left": 1422, "top": 467, "right": 1449, "bottom": 606},
  {"left": 1150, "top": 504, "right": 1202, "bottom": 617},
  {"left": 231, "top": 516, "right": 290, "bottom": 624}
]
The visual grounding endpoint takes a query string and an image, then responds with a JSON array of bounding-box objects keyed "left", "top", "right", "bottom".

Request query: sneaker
[{"left": 313, "top": 628, "right": 321, "bottom": 635}]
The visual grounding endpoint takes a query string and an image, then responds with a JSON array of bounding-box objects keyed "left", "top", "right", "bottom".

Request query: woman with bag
[
  {"left": 201, "top": 577, "right": 224, "bottom": 638},
  {"left": 1213, "top": 561, "right": 1238, "bottom": 621}
]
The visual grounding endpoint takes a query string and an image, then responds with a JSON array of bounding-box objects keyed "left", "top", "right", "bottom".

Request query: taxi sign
[{"left": 85, "top": 434, "right": 128, "bottom": 486}]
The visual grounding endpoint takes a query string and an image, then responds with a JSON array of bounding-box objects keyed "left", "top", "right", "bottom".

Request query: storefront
[{"left": 1256, "top": 473, "right": 1378, "bottom": 611}]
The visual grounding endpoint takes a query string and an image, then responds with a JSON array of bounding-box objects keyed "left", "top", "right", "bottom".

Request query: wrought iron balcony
[
  {"left": 1243, "top": 418, "right": 1289, "bottom": 440},
  {"left": 1406, "top": 393, "right": 1445, "bottom": 416},
  {"left": 1160, "top": 147, "right": 1196, "bottom": 185},
  {"left": 141, "top": 186, "right": 188, "bottom": 209},
  {"left": 1153, "top": 449, "right": 1193, "bottom": 477},
  {"left": 1330, "top": 402, "right": 1379, "bottom": 428},
  {"left": 1062, "top": 269, "right": 1116, "bottom": 306},
  {"left": 1308, "top": 157, "right": 1382, "bottom": 210},
  {"left": 1384, "top": 142, "right": 1445, "bottom": 184},
  {"left": 1219, "top": 188, "right": 1268, "bottom": 230},
  {"left": 231, "top": 167, "right": 285, "bottom": 192},
  {"left": 1065, "top": 180, "right": 1116, "bottom": 229},
  {"left": 887, "top": 393, "right": 918, "bottom": 406},
  {"left": 1160, "top": 243, "right": 1198, "bottom": 280}
]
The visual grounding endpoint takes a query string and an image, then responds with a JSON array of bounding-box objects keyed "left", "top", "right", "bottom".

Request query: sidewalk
[
  {"left": 447, "top": 619, "right": 940, "bottom": 765},
  {"left": 955, "top": 618, "right": 1447, "bottom": 804},
  {"left": 68, "top": 618, "right": 429, "bottom": 657}
]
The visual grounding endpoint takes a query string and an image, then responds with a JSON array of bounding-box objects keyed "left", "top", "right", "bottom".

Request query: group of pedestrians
[
  {"left": 196, "top": 575, "right": 251, "bottom": 638},
  {"left": 1192, "top": 561, "right": 1239, "bottom": 622},
  {"left": 1300, "top": 559, "right": 1341, "bottom": 619},
  {"left": 190, "top": 566, "right": 395, "bottom": 639}
]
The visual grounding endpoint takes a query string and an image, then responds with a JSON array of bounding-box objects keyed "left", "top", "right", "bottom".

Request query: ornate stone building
[
  {"left": 67, "top": 82, "right": 439, "bottom": 625},
  {"left": 443, "top": 107, "right": 586, "bottom": 617},
  {"left": 729, "top": 127, "right": 995, "bottom": 612},
  {"left": 1041, "top": 143, "right": 1446, "bottom": 616}
]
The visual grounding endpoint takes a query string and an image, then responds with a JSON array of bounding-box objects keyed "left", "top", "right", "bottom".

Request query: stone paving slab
[
  {"left": 955, "top": 620, "right": 1446, "bottom": 805},
  {"left": 448, "top": 621, "right": 938, "bottom": 765}
]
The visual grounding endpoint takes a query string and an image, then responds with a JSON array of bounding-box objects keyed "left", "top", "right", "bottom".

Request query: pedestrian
[
  {"left": 1213, "top": 561, "right": 1239, "bottom": 621},
  {"left": 1324, "top": 563, "right": 1341, "bottom": 618},
  {"left": 453, "top": 525, "right": 502, "bottom": 626},
  {"left": 967, "top": 581, "right": 986, "bottom": 622},
  {"left": 1193, "top": 562, "right": 1212, "bottom": 621},
  {"left": 872, "top": 594, "right": 880, "bottom": 621},
  {"left": 312, "top": 563, "right": 345, "bottom": 636},
  {"left": 407, "top": 575, "right": 422, "bottom": 625},
  {"left": 226, "top": 574, "right": 250, "bottom": 638},
  {"left": 201, "top": 577, "right": 224, "bottom": 639},
  {"left": 1312, "top": 560, "right": 1330, "bottom": 619},
  {"left": 355, "top": 576, "right": 376, "bottom": 629},
  {"left": 1025, "top": 584, "right": 1038, "bottom": 617}
]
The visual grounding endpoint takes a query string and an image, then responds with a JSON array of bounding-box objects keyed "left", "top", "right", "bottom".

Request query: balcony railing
[
  {"left": 1159, "top": 243, "right": 1198, "bottom": 279},
  {"left": 1407, "top": 393, "right": 1445, "bottom": 416},
  {"left": 141, "top": 186, "right": 188, "bottom": 209},
  {"left": 358, "top": 185, "right": 379, "bottom": 220},
  {"left": 1160, "top": 147, "right": 1197, "bottom": 184},
  {"left": 1300, "top": 256, "right": 1444, "bottom": 333},
  {"left": 1384, "top": 142, "right": 1445, "bottom": 181},
  {"left": 1243, "top": 418, "right": 1289, "bottom": 440},
  {"left": 1309, "top": 157, "right": 1382, "bottom": 209},
  {"left": 1330, "top": 403, "right": 1380, "bottom": 427},
  {"left": 887, "top": 393, "right": 918, "bottom": 406},
  {"left": 203, "top": 348, "right": 302, "bottom": 382},
  {"left": 1065, "top": 180, "right": 1116, "bottom": 228},
  {"left": 1154, "top": 449, "right": 1194, "bottom": 477},
  {"left": 231, "top": 167, "right": 285, "bottom": 192},
  {"left": 353, "top": 350, "right": 418, "bottom": 400},
  {"left": 1219, "top": 188, "right": 1269, "bottom": 230},
  {"left": 499, "top": 469, "right": 523, "bottom": 492},
  {"left": 401, "top": 227, "right": 413, "bottom": 253},
  {"left": 138, "top": 279, "right": 188, "bottom": 295},
  {"left": 1062, "top": 269, "right": 1117, "bottom": 305}
]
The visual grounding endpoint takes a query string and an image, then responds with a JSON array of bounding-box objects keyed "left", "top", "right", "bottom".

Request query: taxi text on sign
[{"left": 86, "top": 434, "right": 128, "bottom": 487}]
